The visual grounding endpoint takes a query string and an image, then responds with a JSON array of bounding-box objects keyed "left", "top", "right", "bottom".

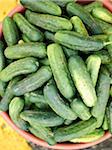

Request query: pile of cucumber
[{"left": 0, "top": 0, "right": 112, "bottom": 145}]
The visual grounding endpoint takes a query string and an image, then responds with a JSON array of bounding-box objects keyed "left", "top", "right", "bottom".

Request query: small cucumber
[
  {"left": 44, "top": 31, "right": 55, "bottom": 42},
  {"left": 54, "top": 117, "right": 97, "bottom": 142},
  {"left": 62, "top": 46, "right": 78, "bottom": 58},
  {"left": 67, "top": 2, "right": 103, "bottom": 34},
  {"left": 20, "top": 110, "right": 64, "bottom": 127},
  {"left": 107, "top": 35, "right": 112, "bottom": 58},
  {"left": 68, "top": 56, "right": 97, "bottom": 107},
  {"left": 20, "top": 0, "right": 61, "bottom": 16},
  {"left": 5, "top": 42, "right": 47, "bottom": 59},
  {"left": 25, "top": 10, "right": 72, "bottom": 32},
  {"left": 44, "top": 82, "right": 77, "bottom": 120},
  {"left": 92, "top": 69, "right": 110, "bottom": 128},
  {"left": 0, "top": 80, "right": 6, "bottom": 97},
  {"left": 0, "top": 57, "right": 39, "bottom": 82},
  {"left": 0, "top": 41, "right": 5, "bottom": 71},
  {"left": 39, "top": 58, "right": 50, "bottom": 66},
  {"left": 71, "top": 98, "right": 91, "bottom": 121},
  {"left": 107, "top": 102, "right": 112, "bottom": 134},
  {"left": 47, "top": 43, "right": 75, "bottom": 99},
  {"left": 13, "top": 13, "right": 43, "bottom": 42},
  {"left": 86, "top": 55, "right": 101, "bottom": 87},
  {"left": 92, "top": 7, "right": 112, "bottom": 24},
  {"left": 49, "top": 0, "right": 74, "bottom": 7},
  {"left": 70, "top": 129, "right": 104, "bottom": 143},
  {"left": 22, "top": 34, "right": 31, "bottom": 42},
  {"left": 70, "top": 16, "right": 89, "bottom": 36},
  {"left": 0, "top": 77, "right": 21, "bottom": 111},
  {"left": 102, "top": 114, "right": 109, "bottom": 130},
  {"left": 2, "top": 16, "right": 19, "bottom": 46},
  {"left": 9, "top": 97, "right": 29, "bottom": 130},
  {"left": 91, "top": 34, "right": 108, "bottom": 42},
  {"left": 12, "top": 66, "right": 52, "bottom": 96}
]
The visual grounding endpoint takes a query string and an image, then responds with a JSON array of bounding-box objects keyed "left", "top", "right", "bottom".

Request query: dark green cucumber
[
  {"left": 44, "top": 82, "right": 77, "bottom": 120},
  {"left": 0, "top": 77, "right": 21, "bottom": 111},
  {"left": 68, "top": 56, "right": 97, "bottom": 107},
  {"left": 107, "top": 102, "right": 112, "bottom": 134},
  {"left": 86, "top": 55, "right": 101, "bottom": 87},
  {"left": 13, "top": 13, "right": 43, "bottom": 42},
  {"left": 12, "top": 66, "right": 52, "bottom": 96},
  {"left": 25, "top": 10, "right": 72, "bottom": 32},
  {"left": 44, "top": 31, "right": 55, "bottom": 42},
  {"left": 102, "top": 114, "right": 109, "bottom": 130},
  {"left": 92, "top": 69, "right": 110, "bottom": 128},
  {"left": 39, "top": 58, "right": 50, "bottom": 66},
  {"left": 0, "top": 80, "right": 6, "bottom": 97},
  {"left": 66, "top": 2, "right": 103, "bottom": 34},
  {"left": 55, "top": 31, "right": 109, "bottom": 52},
  {"left": 20, "top": 110, "right": 64, "bottom": 127},
  {"left": 3, "top": 16, "right": 19, "bottom": 46},
  {"left": 49, "top": 0, "right": 74, "bottom": 7},
  {"left": 22, "top": 34, "right": 31, "bottom": 42},
  {"left": 20, "top": 0, "right": 61, "bottom": 16},
  {"left": 5, "top": 42, "right": 47, "bottom": 59},
  {"left": 54, "top": 117, "right": 97, "bottom": 142},
  {"left": 62, "top": 46, "right": 78, "bottom": 58},
  {"left": 9, "top": 97, "right": 28, "bottom": 130},
  {"left": 0, "top": 57, "right": 39, "bottom": 82},
  {"left": 0, "top": 41, "right": 5, "bottom": 71},
  {"left": 107, "top": 35, "right": 112, "bottom": 58},
  {"left": 47, "top": 43, "right": 75, "bottom": 99},
  {"left": 71, "top": 98, "right": 91, "bottom": 121}
]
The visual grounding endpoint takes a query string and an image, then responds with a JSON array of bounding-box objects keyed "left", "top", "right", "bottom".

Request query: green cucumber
[
  {"left": 20, "top": 0, "right": 61, "bottom": 16},
  {"left": 92, "top": 69, "right": 110, "bottom": 128},
  {"left": 0, "top": 41, "right": 5, "bottom": 71},
  {"left": 9, "top": 97, "right": 28, "bottom": 130},
  {"left": 66, "top": 2, "right": 103, "bottom": 34},
  {"left": 44, "top": 82, "right": 77, "bottom": 120},
  {"left": 107, "top": 35, "right": 112, "bottom": 58},
  {"left": 0, "top": 57, "right": 39, "bottom": 82},
  {"left": 22, "top": 34, "right": 31, "bottom": 42},
  {"left": 91, "top": 34, "right": 108, "bottom": 42},
  {"left": 86, "top": 55, "right": 101, "bottom": 87},
  {"left": 70, "top": 16, "right": 89, "bottom": 36},
  {"left": 39, "top": 58, "right": 50, "bottom": 66},
  {"left": 13, "top": 13, "right": 43, "bottom": 42},
  {"left": 107, "top": 102, "right": 112, "bottom": 134},
  {"left": 47, "top": 43, "right": 75, "bottom": 99},
  {"left": 62, "top": 46, "right": 78, "bottom": 58},
  {"left": 5, "top": 42, "right": 47, "bottom": 59},
  {"left": 49, "top": 0, "right": 74, "bottom": 7},
  {"left": 54, "top": 117, "right": 97, "bottom": 142},
  {"left": 71, "top": 98, "right": 91, "bottom": 121},
  {"left": 68, "top": 56, "right": 97, "bottom": 107},
  {"left": 106, "top": 63, "right": 112, "bottom": 75},
  {"left": 44, "top": 31, "right": 55, "bottom": 42},
  {"left": 12, "top": 66, "right": 52, "bottom": 96},
  {"left": 20, "top": 110, "right": 64, "bottom": 127},
  {"left": 0, "top": 80, "right": 6, "bottom": 97},
  {"left": 102, "top": 114, "right": 109, "bottom": 130},
  {"left": 25, "top": 10, "right": 72, "bottom": 32}
]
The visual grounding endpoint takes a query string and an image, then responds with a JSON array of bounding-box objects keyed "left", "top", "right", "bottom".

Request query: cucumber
[
  {"left": 0, "top": 41, "right": 5, "bottom": 71},
  {"left": 84, "top": 1, "right": 103, "bottom": 13},
  {"left": 102, "top": 114, "right": 109, "bottom": 130},
  {"left": 0, "top": 77, "right": 21, "bottom": 111},
  {"left": 71, "top": 98, "right": 91, "bottom": 121},
  {"left": 70, "top": 129, "right": 104, "bottom": 143},
  {"left": 5, "top": 42, "right": 47, "bottom": 59},
  {"left": 86, "top": 55, "right": 101, "bottom": 87},
  {"left": 107, "top": 102, "right": 112, "bottom": 134},
  {"left": 106, "top": 63, "right": 112, "bottom": 75},
  {"left": 35, "top": 102, "right": 50, "bottom": 110},
  {"left": 92, "top": 69, "right": 110, "bottom": 128},
  {"left": 25, "top": 10, "right": 72, "bottom": 32},
  {"left": 20, "top": 110, "right": 64, "bottom": 127},
  {"left": 13, "top": 13, "right": 43, "bottom": 42},
  {"left": 20, "top": 0, "right": 61, "bottom": 16},
  {"left": 66, "top": 2, "right": 103, "bottom": 34},
  {"left": 49, "top": 0, "right": 74, "bottom": 7},
  {"left": 0, "top": 80, "right": 6, "bottom": 97},
  {"left": 70, "top": 16, "right": 89, "bottom": 36},
  {"left": 44, "top": 31, "right": 55, "bottom": 42},
  {"left": 62, "top": 46, "right": 78, "bottom": 58},
  {"left": 29, "top": 126, "right": 56, "bottom": 146},
  {"left": 107, "top": 35, "right": 112, "bottom": 58},
  {"left": 44, "top": 82, "right": 77, "bottom": 120},
  {"left": 0, "top": 57, "right": 39, "bottom": 82},
  {"left": 68, "top": 56, "right": 97, "bottom": 107},
  {"left": 9, "top": 97, "right": 29, "bottom": 130},
  {"left": 91, "top": 34, "right": 108, "bottom": 42},
  {"left": 55, "top": 31, "right": 110, "bottom": 52},
  {"left": 39, "top": 58, "right": 50, "bottom": 66},
  {"left": 12, "top": 66, "right": 52, "bottom": 96},
  {"left": 54, "top": 117, "right": 97, "bottom": 142},
  {"left": 47, "top": 43, "right": 75, "bottom": 99},
  {"left": 92, "top": 7, "right": 112, "bottom": 24},
  {"left": 22, "top": 34, "right": 31, "bottom": 42}
]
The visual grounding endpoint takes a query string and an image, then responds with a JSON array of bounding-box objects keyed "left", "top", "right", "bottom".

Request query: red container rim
[{"left": 0, "top": 1, "right": 111, "bottom": 149}]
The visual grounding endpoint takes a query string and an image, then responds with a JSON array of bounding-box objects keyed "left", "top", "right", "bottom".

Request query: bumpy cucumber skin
[
  {"left": 71, "top": 98, "right": 91, "bottom": 121},
  {"left": 25, "top": 10, "right": 72, "bottom": 32},
  {"left": 13, "top": 13, "right": 43, "bottom": 42},
  {"left": 92, "top": 70, "right": 110, "bottom": 128},
  {"left": 55, "top": 31, "right": 104, "bottom": 52},
  {"left": 3, "top": 16, "right": 19, "bottom": 46},
  {"left": 62, "top": 46, "right": 78, "bottom": 58},
  {"left": 67, "top": 2, "right": 103, "bottom": 34},
  {"left": 20, "top": 0, "right": 61, "bottom": 16},
  {"left": 107, "top": 35, "right": 112, "bottom": 58},
  {"left": 20, "top": 110, "right": 64, "bottom": 127},
  {"left": 9, "top": 97, "right": 28, "bottom": 130},
  {"left": 0, "top": 77, "right": 21, "bottom": 111},
  {"left": 12, "top": 66, "right": 52, "bottom": 96},
  {"left": 0, "top": 57, "right": 39, "bottom": 82},
  {"left": 47, "top": 43, "right": 75, "bottom": 99},
  {"left": 54, "top": 118, "right": 97, "bottom": 142},
  {"left": 5, "top": 42, "right": 47, "bottom": 59},
  {"left": 69, "top": 56, "right": 97, "bottom": 107},
  {"left": 44, "top": 82, "right": 77, "bottom": 120}
]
